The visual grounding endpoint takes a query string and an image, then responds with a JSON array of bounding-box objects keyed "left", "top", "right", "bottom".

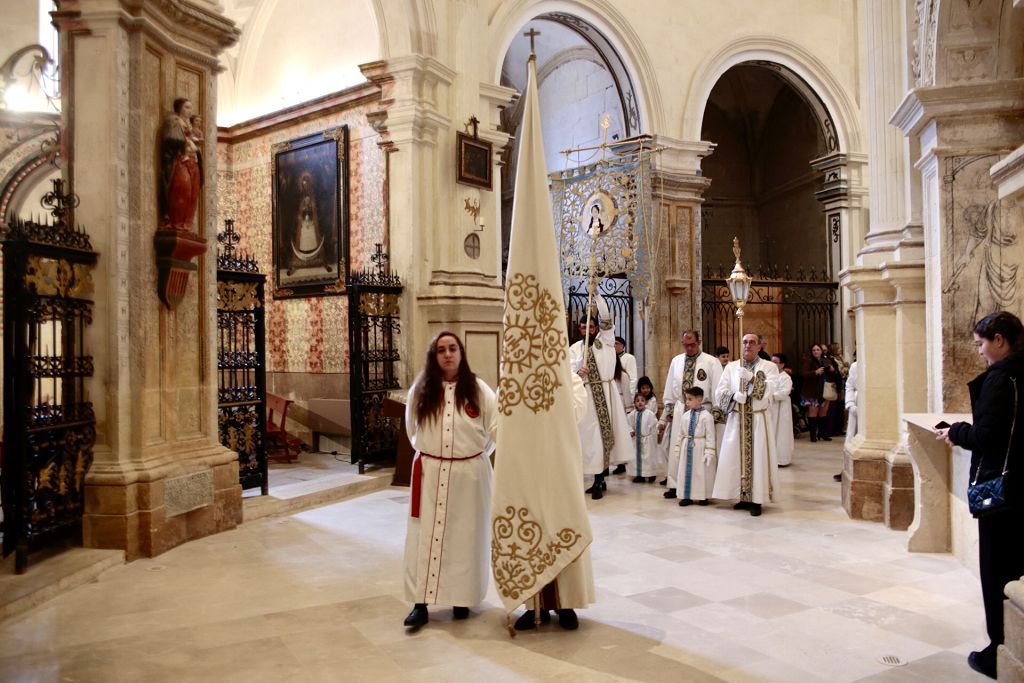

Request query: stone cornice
[
  {"left": 650, "top": 135, "right": 716, "bottom": 176},
  {"left": 216, "top": 82, "right": 381, "bottom": 144},
  {"left": 890, "top": 79, "right": 1024, "bottom": 138},
  {"left": 991, "top": 143, "right": 1024, "bottom": 200},
  {"left": 122, "top": 0, "right": 240, "bottom": 50}
]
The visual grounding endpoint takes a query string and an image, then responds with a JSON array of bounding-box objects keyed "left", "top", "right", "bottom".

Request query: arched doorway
[
  {"left": 498, "top": 13, "right": 643, "bottom": 354},
  {"left": 699, "top": 61, "right": 841, "bottom": 366}
]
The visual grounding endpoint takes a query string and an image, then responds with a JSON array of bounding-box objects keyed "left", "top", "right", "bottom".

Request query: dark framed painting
[
  {"left": 456, "top": 131, "right": 492, "bottom": 190},
  {"left": 271, "top": 126, "right": 348, "bottom": 298}
]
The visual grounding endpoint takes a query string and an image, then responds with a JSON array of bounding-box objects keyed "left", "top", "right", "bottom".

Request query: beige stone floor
[{"left": 0, "top": 440, "right": 992, "bottom": 682}]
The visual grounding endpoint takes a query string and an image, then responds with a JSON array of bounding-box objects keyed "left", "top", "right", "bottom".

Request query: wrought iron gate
[
  {"left": 566, "top": 276, "right": 633, "bottom": 348},
  {"left": 701, "top": 267, "right": 838, "bottom": 363},
  {"left": 2, "top": 180, "right": 97, "bottom": 573},
  {"left": 215, "top": 220, "right": 268, "bottom": 494},
  {"left": 348, "top": 245, "right": 402, "bottom": 473}
]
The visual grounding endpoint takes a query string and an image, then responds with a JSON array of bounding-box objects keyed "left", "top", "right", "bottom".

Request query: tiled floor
[{"left": 0, "top": 440, "right": 992, "bottom": 682}]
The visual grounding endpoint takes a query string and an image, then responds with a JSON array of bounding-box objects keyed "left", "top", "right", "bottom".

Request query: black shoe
[
  {"left": 697, "top": 499, "right": 709, "bottom": 506},
  {"left": 453, "top": 606, "right": 469, "bottom": 619},
  {"left": 514, "top": 609, "right": 550, "bottom": 631},
  {"left": 632, "top": 476, "right": 644, "bottom": 483},
  {"left": 556, "top": 609, "right": 579, "bottom": 630},
  {"left": 663, "top": 488, "right": 677, "bottom": 499},
  {"left": 678, "top": 498, "right": 693, "bottom": 507},
  {"left": 613, "top": 464, "right": 626, "bottom": 474},
  {"left": 749, "top": 504, "right": 762, "bottom": 517},
  {"left": 592, "top": 487, "right": 603, "bottom": 500},
  {"left": 733, "top": 501, "right": 751, "bottom": 510},
  {"left": 967, "top": 649, "right": 997, "bottom": 679},
  {"left": 404, "top": 604, "right": 428, "bottom": 627},
  {"left": 647, "top": 476, "right": 656, "bottom": 483},
  {"left": 658, "top": 479, "right": 667, "bottom": 485},
  {"left": 820, "top": 435, "right": 832, "bottom": 441}
]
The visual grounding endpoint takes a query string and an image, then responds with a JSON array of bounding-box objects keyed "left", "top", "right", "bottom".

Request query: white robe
[
  {"left": 674, "top": 408, "right": 717, "bottom": 501},
  {"left": 845, "top": 361, "right": 859, "bottom": 450},
  {"left": 627, "top": 408, "right": 661, "bottom": 477},
  {"left": 771, "top": 370, "right": 795, "bottom": 466},
  {"left": 404, "top": 378, "right": 496, "bottom": 606},
  {"left": 712, "top": 357, "right": 779, "bottom": 504},
  {"left": 661, "top": 351, "right": 723, "bottom": 489},
  {"left": 569, "top": 297, "right": 633, "bottom": 475},
  {"left": 617, "top": 352, "right": 638, "bottom": 410}
]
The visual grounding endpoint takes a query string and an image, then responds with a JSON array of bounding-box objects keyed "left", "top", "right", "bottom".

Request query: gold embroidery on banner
[
  {"left": 491, "top": 506, "right": 583, "bottom": 601},
  {"left": 498, "top": 272, "right": 566, "bottom": 415}
]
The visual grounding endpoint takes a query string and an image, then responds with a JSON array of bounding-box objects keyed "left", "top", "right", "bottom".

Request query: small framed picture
[{"left": 456, "top": 131, "right": 492, "bottom": 191}]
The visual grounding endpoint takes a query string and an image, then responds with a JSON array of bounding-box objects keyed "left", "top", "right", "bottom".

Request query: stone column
[
  {"left": 62, "top": 0, "right": 241, "bottom": 559},
  {"left": 838, "top": 0, "right": 925, "bottom": 527},
  {"left": 361, "top": 53, "right": 513, "bottom": 389},
  {"left": 811, "top": 151, "right": 868, "bottom": 346},
  {"left": 647, "top": 136, "right": 714, "bottom": 387}
]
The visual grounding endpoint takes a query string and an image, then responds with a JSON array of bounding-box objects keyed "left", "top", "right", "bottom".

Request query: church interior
[{"left": 1, "top": 0, "right": 1023, "bottom": 680}]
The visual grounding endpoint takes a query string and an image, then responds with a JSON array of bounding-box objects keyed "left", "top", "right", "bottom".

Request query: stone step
[
  {"left": 242, "top": 468, "right": 394, "bottom": 522},
  {"left": 0, "top": 543, "right": 125, "bottom": 622}
]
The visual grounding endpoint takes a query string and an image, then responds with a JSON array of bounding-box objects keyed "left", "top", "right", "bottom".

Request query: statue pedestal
[{"left": 154, "top": 229, "right": 207, "bottom": 309}]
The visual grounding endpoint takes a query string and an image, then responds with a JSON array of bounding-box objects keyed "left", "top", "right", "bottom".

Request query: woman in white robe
[{"left": 402, "top": 331, "right": 496, "bottom": 628}]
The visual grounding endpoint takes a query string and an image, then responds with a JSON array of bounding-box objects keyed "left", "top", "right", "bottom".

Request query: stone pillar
[
  {"left": 811, "top": 151, "right": 868, "bottom": 346},
  {"left": 838, "top": 0, "right": 925, "bottom": 527},
  {"left": 647, "top": 136, "right": 714, "bottom": 386},
  {"left": 361, "top": 54, "right": 512, "bottom": 389},
  {"left": 892, "top": 81, "right": 1024, "bottom": 414},
  {"left": 62, "top": 0, "right": 241, "bottom": 559}
]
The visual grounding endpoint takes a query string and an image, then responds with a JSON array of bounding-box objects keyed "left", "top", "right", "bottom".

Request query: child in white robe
[
  {"left": 675, "top": 386, "right": 717, "bottom": 506},
  {"left": 628, "top": 393, "right": 661, "bottom": 482}
]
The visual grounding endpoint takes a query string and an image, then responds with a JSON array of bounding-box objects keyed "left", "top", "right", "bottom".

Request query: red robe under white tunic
[{"left": 403, "top": 378, "right": 496, "bottom": 606}]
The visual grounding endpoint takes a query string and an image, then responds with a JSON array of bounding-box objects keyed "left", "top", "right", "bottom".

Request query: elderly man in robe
[
  {"left": 712, "top": 333, "right": 780, "bottom": 516},
  {"left": 659, "top": 330, "right": 724, "bottom": 499}
]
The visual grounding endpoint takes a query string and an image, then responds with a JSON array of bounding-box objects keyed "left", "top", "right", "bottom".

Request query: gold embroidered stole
[
  {"left": 739, "top": 359, "right": 766, "bottom": 502},
  {"left": 586, "top": 349, "right": 615, "bottom": 467}
]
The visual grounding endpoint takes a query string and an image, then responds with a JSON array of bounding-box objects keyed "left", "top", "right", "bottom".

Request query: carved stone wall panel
[
  {"left": 940, "top": 152, "right": 1023, "bottom": 411},
  {"left": 174, "top": 272, "right": 204, "bottom": 438}
]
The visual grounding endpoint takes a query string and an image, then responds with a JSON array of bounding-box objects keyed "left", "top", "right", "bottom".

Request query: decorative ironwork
[
  {"left": 348, "top": 243, "right": 403, "bottom": 473},
  {"left": 566, "top": 275, "right": 633, "bottom": 350},
  {"left": 3, "top": 178, "right": 97, "bottom": 574},
  {"left": 701, "top": 277, "right": 838, "bottom": 365},
  {"left": 216, "top": 220, "right": 267, "bottom": 493}
]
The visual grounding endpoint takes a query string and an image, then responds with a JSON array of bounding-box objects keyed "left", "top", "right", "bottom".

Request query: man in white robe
[
  {"left": 569, "top": 294, "right": 633, "bottom": 499},
  {"left": 659, "top": 330, "right": 723, "bottom": 499},
  {"left": 770, "top": 353, "right": 795, "bottom": 467},
  {"left": 403, "top": 377, "right": 496, "bottom": 621},
  {"left": 712, "top": 332, "right": 780, "bottom": 516}
]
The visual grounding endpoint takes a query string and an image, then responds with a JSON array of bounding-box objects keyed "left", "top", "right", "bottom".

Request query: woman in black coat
[
  {"left": 800, "top": 343, "right": 840, "bottom": 442},
  {"left": 937, "top": 311, "right": 1024, "bottom": 679}
]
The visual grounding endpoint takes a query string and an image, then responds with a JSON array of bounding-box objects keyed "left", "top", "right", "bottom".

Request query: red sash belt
[{"left": 410, "top": 451, "right": 482, "bottom": 518}]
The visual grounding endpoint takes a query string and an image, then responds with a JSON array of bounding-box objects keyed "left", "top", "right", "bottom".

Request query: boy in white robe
[
  {"left": 675, "top": 387, "right": 717, "bottom": 506},
  {"left": 627, "top": 393, "right": 661, "bottom": 482},
  {"left": 770, "top": 353, "right": 795, "bottom": 467}
]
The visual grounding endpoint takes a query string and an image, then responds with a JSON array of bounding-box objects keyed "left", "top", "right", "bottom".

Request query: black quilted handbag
[{"left": 967, "top": 377, "right": 1014, "bottom": 518}]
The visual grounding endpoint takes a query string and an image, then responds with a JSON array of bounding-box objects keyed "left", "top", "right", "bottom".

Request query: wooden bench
[{"left": 266, "top": 393, "right": 301, "bottom": 463}]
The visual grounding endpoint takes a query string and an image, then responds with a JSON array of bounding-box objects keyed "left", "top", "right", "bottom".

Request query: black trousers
[{"left": 977, "top": 504, "right": 1024, "bottom": 646}]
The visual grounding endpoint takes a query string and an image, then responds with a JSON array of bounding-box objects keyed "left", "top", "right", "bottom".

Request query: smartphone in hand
[{"left": 934, "top": 420, "right": 951, "bottom": 430}]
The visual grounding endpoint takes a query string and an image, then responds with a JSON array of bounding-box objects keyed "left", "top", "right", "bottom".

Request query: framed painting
[
  {"left": 271, "top": 127, "right": 348, "bottom": 298},
  {"left": 455, "top": 131, "right": 492, "bottom": 190}
]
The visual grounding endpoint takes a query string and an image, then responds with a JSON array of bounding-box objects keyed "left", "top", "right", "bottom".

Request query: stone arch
[
  {"left": 915, "top": 0, "right": 1024, "bottom": 87},
  {"left": 683, "top": 36, "right": 863, "bottom": 154},
  {"left": 0, "top": 125, "right": 60, "bottom": 221},
  {"left": 489, "top": 0, "right": 664, "bottom": 134}
]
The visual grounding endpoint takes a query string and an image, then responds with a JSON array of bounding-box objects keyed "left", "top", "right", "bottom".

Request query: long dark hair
[
  {"left": 413, "top": 331, "right": 480, "bottom": 425},
  {"left": 974, "top": 311, "right": 1024, "bottom": 352}
]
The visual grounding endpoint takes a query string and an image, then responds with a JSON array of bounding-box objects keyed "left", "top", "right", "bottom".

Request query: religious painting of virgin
[
  {"left": 580, "top": 191, "right": 617, "bottom": 238},
  {"left": 271, "top": 127, "right": 348, "bottom": 298}
]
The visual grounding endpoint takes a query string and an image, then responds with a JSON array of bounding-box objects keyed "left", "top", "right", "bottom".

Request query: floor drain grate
[{"left": 878, "top": 655, "right": 906, "bottom": 667}]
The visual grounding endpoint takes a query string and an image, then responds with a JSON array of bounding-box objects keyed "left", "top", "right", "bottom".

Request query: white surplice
[
  {"left": 569, "top": 296, "right": 633, "bottom": 475},
  {"left": 712, "top": 357, "right": 779, "bottom": 504},
  {"left": 845, "top": 361, "right": 859, "bottom": 449},
  {"left": 626, "top": 408, "right": 661, "bottom": 477},
  {"left": 674, "top": 407, "right": 717, "bottom": 501},
  {"left": 771, "top": 370, "right": 795, "bottom": 466},
  {"left": 403, "top": 378, "right": 496, "bottom": 606},
  {"left": 661, "top": 351, "right": 723, "bottom": 490}
]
